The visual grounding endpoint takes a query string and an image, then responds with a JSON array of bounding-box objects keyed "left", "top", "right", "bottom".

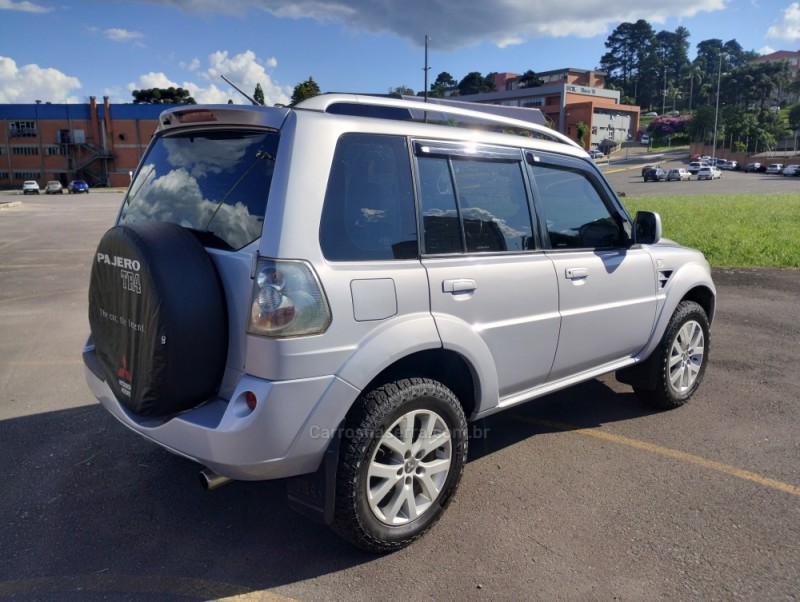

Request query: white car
[
  {"left": 766, "top": 164, "right": 784, "bottom": 174},
  {"left": 688, "top": 161, "right": 709, "bottom": 175},
  {"left": 22, "top": 180, "right": 40, "bottom": 195},
  {"left": 782, "top": 164, "right": 800, "bottom": 176},
  {"left": 589, "top": 150, "right": 604, "bottom": 160},
  {"left": 641, "top": 134, "right": 650, "bottom": 144},
  {"left": 667, "top": 168, "right": 691, "bottom": 181},
  {"left": 697, "top": 166, "right": 722, "bottom": 180}
]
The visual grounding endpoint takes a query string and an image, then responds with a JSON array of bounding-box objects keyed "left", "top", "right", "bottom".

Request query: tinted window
[
  {"left": 119, "top": 130, "right": 279, "bottom": 250},
  {"left": 528, "top": 162, "right": 623, "bottom": 249},
  {"left": 417, "top": 151, "right": 534, "bottom": 254},
  {"left": 320, "top": 134, "right": 418, "bottom": 261}
]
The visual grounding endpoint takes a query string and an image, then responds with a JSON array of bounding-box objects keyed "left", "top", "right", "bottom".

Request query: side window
[
  {"left": 320, "top": 134, "right": 418, "bottom": 261},
  {"left": 527, "top": 161, "right": 623, "bottom": 250},
  {"left": 417, "top": 148, "right": 534, "bottom": 254}
]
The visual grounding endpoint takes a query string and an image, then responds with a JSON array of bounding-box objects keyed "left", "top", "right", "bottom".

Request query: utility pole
[
  {"left": 423, "top": 34, "right": 430, "bottom": 103},
  {"left": 712, "top": 53, "right": 722, "bottom": 159}
]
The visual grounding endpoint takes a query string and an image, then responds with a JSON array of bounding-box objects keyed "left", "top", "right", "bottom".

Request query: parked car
[
  {"left": 667, "top": 168, "right": 691, "bottom": 181},
  {"left": 589, "top": 149, "right": 604, "bottom": 159},
  {"left": 45, "top": 180, "right": 64, "bottom": 194},
  {"left": 766, "top": 164, "right": 784, "bottom": 174},
  {"left": 642, "top": 111, "right": 658, "bottom": 117},
  {"left": 643, "top": 166, "right": 667, "bottom": 181},
  {"left": 687, "top": 161, "right": 709, "bottom": 175},
  {"left": 690, "top": 154, "right": 702, "bottom": 162},
  {"left": 744, "top": 162, "right": 765, "bottom": 173},
  {"left": 640, "top": 134, "right": 650, "bottom": 144},
  {"left": 82, "top": 95, "right": 715, "bottom": 553},
  {"left": 68, "top": 180, "right": 90, "bottom": 194},
  {"left": 782, "top": 164, "right": 800, "bottom": 176},
  {"left": 641, "top": 164, "right": 662, "bottom": 176},
  {"left": 22, "top": 180, "right": 40, "bottom": 195},
  {"left": 722, "top": 160, "right": 739, "bottom": 171},
  {"left": 697, "top": 166, "right": 722, "bottom": 180}
]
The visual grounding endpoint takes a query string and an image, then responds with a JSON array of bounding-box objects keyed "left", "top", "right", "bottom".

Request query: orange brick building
[
  {"left": 461, "top": 68, "right": 641, "bottom": 152},
  {"left": 0, "top": 96, "right": 164, "bottom": 190}
]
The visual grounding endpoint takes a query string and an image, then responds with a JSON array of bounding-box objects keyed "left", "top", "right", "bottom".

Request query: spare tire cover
[{"left": 88, "top": 221, "right": 228, "bottom": 416}]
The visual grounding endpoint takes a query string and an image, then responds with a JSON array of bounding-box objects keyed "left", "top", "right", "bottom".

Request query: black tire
[
  {"left": 634, "top": 300, "right": 710, "bottom": 409},
  {"left": 332, "top": 378, "right": 468, "bottom": 553},
  {"left": 88, "top": 221, "right": 228, "bottom": 416}
]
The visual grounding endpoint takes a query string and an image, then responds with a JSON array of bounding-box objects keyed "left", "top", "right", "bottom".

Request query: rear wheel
[
  {"left": 635, "top": 301, "right": 710, "bottom": 409},
  {"left": 333, "top": 378, "right": 467, "bottom": 552}
]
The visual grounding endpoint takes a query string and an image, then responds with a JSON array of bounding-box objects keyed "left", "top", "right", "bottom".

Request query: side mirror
[{"left": 632, "top": 210, "right": 662, "bottom": 245}]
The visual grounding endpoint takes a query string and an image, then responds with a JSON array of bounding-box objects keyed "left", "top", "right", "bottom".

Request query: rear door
[
  {"left": 415, "top": 141, "right": 560, "bottom": 400},
  {"left": 525, "top": 151, "right": 657, "bottom": 380}
]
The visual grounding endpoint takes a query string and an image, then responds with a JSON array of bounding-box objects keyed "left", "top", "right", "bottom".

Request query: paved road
[
  {"left": 599, "top": 146, "right": 800, "bottom": 197},
  {"left": 1, "top": 193, "right": 798, "bottom": 601}
]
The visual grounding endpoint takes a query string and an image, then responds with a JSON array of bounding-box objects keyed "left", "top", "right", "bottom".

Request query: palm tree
[{"left": 683, "top": 61, "right": 703, "bottom": 111}]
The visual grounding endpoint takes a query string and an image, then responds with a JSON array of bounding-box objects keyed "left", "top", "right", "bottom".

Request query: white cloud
[
  {"left": 0, "top": 56, "right": 82, "bottom": 103},
  {"left": 146, "top": 0, "right": 728, "bottom": 49},
  {"left": 180, "top": 57, "right": 201, "bottom": 71},
  {"left": 126, "top": 50, "right": 291, "bottom": 105},
  {"left": 0, "top": 0, "right": 52, "bottom": 13},
  {"left": 766, "top": 2, "right": 800, "bottom": 41},
  {"left": 759, "top": 45, "right": 776, "bottom": 55},
  {"left": 105, "top": 28, "right": 146, "bottom": 42}
]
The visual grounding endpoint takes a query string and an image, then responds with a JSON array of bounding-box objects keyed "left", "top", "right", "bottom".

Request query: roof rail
[{"left": 294, "top": 93, "right": 581, "bottom": 149}]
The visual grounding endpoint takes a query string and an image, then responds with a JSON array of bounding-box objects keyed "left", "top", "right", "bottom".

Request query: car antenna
[{"left": 221, "top": 75, "right": 262, "bottom": 105}]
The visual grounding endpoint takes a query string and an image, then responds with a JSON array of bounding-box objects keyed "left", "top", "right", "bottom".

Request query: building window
[
  {"left": 12, "top": 146, "right": 39, "bottom": 156},
  {"left": 14, "top": 171, "right": 41, "bottom": 181},
  {"left": 0, "top": 172, "right": 9, "bottom": 181},
  {"left": 9, "top": 121, "right": 37, "bottom": 138},
  {"left": 45, "top": 146, "right": 67, "bottom": 156},
  {"left": 522, "top": 98, "right": 544, "bottom": 108}
]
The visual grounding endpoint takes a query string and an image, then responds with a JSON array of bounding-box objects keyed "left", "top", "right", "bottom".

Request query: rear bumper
[{"left": 83, "top": 348, "right": 359, "bottom": 481}]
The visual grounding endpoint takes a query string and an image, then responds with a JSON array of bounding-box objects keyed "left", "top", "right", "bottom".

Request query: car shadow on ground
[{"left": 0, "top": 377, "right": 656, "bottom": 599}]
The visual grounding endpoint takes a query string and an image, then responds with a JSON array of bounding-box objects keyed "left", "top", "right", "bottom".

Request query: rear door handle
[
  {"left": 565, "top": 267, "right": 588, "bottom": 280},
  {"left": 443, "top": 279, "right": 477, "bottom": 294}
]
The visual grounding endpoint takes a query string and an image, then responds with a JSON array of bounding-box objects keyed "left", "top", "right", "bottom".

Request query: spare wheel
[{"left": 88, "top": 221, "right": 228, "bottom": 417}]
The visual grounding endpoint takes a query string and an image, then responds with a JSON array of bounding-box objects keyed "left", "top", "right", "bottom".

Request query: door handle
[
  {"left": 565, "top": 267, "right": 588, "bottom": 280},
  {"left": 442, "top": 279, "right": 477, "bottom": 294}
]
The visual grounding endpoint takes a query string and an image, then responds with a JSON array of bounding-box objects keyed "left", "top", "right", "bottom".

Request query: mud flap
[{"left": 286, "top": 422, "right": 343, "bottom": 525}]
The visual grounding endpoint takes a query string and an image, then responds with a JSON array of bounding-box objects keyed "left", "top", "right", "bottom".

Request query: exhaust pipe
[{"left": 199, "top": 468, "right": 233, "bottom": 490}]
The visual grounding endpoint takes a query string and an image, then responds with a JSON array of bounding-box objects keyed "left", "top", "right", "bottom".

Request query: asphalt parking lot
[{"left": 1, "top": 190, "right": 798, "bottom": 601}]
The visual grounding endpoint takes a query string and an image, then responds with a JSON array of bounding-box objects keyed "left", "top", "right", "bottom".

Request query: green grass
[{"left": 622, "top": 193, "right": 800, "bottom": 268}]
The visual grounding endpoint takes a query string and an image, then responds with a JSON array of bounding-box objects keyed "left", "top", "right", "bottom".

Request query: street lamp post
[{"left": 712, "top": 53, "right": 722, "bottom": 159}]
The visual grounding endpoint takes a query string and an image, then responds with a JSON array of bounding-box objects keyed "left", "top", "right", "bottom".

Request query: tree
[
  {"left": 600, "top": 20, "right": 657, "bottom": 106},
  {"left": 131, "top": 87, "right": 196, "bottom": 104},
  {"left": 291, "top": 77, "right": 321, "bottom": 105},
  {"left": 682, "top": 60, "right": 703, "bottom": 111},
  {"left": 389, "top": 86, "right": 415, "bottom": 96},
  {"left": 457, "top": 72, "right": 495, "bottom": 96},
  {"left": 430, "top": 72, "right": 458, "bottom": 98},
  {"left": 518, "top": 70, "right": 543, "bottom": 88},
  {"left": 253, "top": 83, "right": 265, "bottom": 106}
]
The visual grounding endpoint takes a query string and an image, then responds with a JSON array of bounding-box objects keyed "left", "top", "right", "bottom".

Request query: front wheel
[
  {"left": 333, "top": 378, "right": 467, "bottom": 552},
  {"left": 635, "top": 300, "right": 710, "bottom": 409}
]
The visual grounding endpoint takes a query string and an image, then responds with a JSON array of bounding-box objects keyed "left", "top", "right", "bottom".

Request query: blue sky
[{"left": 1, "top": 0, "right": 799, "bottom": 105}]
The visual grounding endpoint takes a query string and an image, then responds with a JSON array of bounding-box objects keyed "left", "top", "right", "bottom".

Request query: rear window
[{"left": 119, "top": 129, "right": 279, "bottom": 250}]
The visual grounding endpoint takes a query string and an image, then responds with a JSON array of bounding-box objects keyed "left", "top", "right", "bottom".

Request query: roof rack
[{"left": 294, "top": 93, "right": 581, "bottom": 149}]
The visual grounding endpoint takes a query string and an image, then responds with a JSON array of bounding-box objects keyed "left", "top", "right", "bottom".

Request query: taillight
[{"left": 247, "top": 259, "right": 331, "bottom": 338}]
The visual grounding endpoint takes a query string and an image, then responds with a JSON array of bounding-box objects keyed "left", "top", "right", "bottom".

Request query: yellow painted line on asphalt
[
  {"left": 0, "top": 287, "right": 87, "bottom": 305},
  {"left": 0, "top": 574, "right": 300, "bottom": 601},
  {"left": 0, "top": 360, "right": 84, "bottom": 366},
  {"left": 509, "top": 414, "right": 800, "bottom": 496},
  {"left": 0, "top": 234, "right": 34, "bottom": 251}
]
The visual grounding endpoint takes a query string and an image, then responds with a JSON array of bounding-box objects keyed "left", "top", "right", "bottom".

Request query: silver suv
[{"left": 83, "top": 95, "right": 715, "bottom": 552}]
